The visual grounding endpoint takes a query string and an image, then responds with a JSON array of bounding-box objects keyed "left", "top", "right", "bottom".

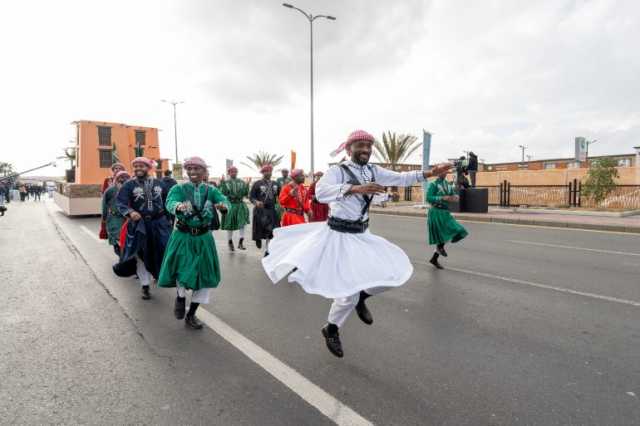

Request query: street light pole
[
  {"left": 161, "top": 99, "right": 184, "bottom": 165},
  {"left": 283, "top": 3, "right": 335, "bottom": 176},
  {"left": 518, "top": 145, "right": 527, "bottom": 163}
]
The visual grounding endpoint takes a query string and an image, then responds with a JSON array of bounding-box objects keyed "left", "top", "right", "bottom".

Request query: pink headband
[
  {"left": 111, "top": 162, "right": 125, "bottom": 171},
  {"left": 184, "top": 156, "right": 208, "bottom": 169},
  {"left": 290, "top": 169, "right": 304, "bottom": 178},
  {"left": 260, "top": 165, "right": 273, "bottom": 173},
  {"left": 114, "top": 171, "right": 130, "bottom": 181},
  {"left": 227, "top": 166, "right": 238, "bottom": 174},
  {"left": 131, "top": 157, "right": 154, "bottom": 168}
]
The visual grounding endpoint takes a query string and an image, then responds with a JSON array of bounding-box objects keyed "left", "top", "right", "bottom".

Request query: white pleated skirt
[{"left": 261, "top": 222, "right": 414, "bottom": 299}]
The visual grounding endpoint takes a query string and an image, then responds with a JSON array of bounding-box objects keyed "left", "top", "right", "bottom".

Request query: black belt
[
  {"left": 285, "top": 208, "right": 304, "bottom": 215},
  {"left": 175, "top": 221, "right": 210, "bottom": 236},
  {"left": 328, "top": 217, "right": 369, "bottom": 234}
]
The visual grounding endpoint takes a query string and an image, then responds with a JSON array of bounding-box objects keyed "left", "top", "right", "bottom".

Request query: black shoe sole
[
  {"left": 185, "top": 318, "right": 204, "bottom": 330},
  {"left": 429, "top": 259, "right": 444, "bottom": 269}
]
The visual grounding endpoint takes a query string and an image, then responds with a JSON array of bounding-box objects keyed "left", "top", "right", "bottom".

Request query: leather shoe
[
  {"left": 355, "top": 299, "right": 373, "bottom": 325},
  {"left": 238, "top": 238, "right": 246, "bottom": 250},
  {"left": 321, "top": 325, "right": 344, "bottom": 358},
  {"left": 228, "top": 240, "right": 235, "bottom": 252},
  {"left": 437, "top": 246, "right": 448, "bottom": 257},
  {"left": 185, "top": 315, "right": 204, "bottom": 330},
  {"left": 429, "top": 255, "right": 444, "bottom": 269},
  {"left": 174, "top": 296, "right": 186, "bottom": 319},
  {"left": 141, "top": 286, "right": 151, "bottom": 300}
]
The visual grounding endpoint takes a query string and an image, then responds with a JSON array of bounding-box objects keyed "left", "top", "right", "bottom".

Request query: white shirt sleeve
[
  {"left": 373, "top": 166, "right": 424, "bottom": 187},
  {"left": 315, "top": 166, "right": 352, "bottom": 204}
]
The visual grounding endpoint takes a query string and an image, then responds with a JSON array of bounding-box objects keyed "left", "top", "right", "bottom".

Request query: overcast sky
[{"left": 1, "top": 0, "right": 639, "bottom": 177}]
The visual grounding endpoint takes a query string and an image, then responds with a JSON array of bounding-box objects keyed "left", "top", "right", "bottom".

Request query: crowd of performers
[{"left": 99, "top": 130, "right": 466, "bottom": 355}]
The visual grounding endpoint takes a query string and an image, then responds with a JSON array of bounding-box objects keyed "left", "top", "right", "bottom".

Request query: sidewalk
[{"left": 370, "top": 204, "right": 640, "bottom": 233}]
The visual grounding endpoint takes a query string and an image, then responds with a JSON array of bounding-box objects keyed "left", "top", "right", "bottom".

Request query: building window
[
  {"left": 99, "top": 150, "right": 113, "bottom": 168},
  {"left": 135, "top": 130, "right": 146, "bottom": 146},
  {"left": 617, "top": 158, "right": 631, "bottom": 167},
  {"left": 543, "top": 162, "right": 556, "bottom": 169},
  {"left": 567, "top": 162, "right": 580, "bottom": 169},
  {"left": 98, "top": 126, "right": 111, "bottom": 146}
]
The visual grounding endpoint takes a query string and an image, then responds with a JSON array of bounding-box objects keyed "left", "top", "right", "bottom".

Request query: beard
[{"left": 350, "top": 152, "right": 370, "bottom": 166}]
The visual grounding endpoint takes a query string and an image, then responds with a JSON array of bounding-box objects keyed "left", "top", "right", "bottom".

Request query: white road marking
[
  {"left": 71, "top": 223, "right": 370, "bottom": 425},
  {"left": 80, "top": 225, "right": 101, "bottom": 242},
  {"left": 508, "top": 240, "right": 640, "bottom": 257},
  {"left": 371, "top": 213, "right": 640, "bottom": 236},
  {"left": 418, "top": 262, "right": 640, "bottom": 307},
  {"left": 197, "top": 309, "right": 373, "bottom": 426}
]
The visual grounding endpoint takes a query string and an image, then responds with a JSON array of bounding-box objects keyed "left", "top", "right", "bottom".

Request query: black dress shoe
[
  {"left": 429, "top": 254, "right": 444, "bottom": 269},
  {"left": 185, "top": 315, "right": 204, "bottom": 330},
  {"left": 238, "top": 238, "right": 246, "bottom": 250},
  {"left": 141, "top": 286, "right": 151, "bottom": 299},
  {"left": 437, "top": 245, "right": 448, "bottom": 257},
  {"left": 264, "top": 251, "right": 269, "bottom": 257},
  {"left": 355, "top": 299, "right": 373, "bottom": 325},
  {"left": 174, "top": 296, "right": 186, "bottom": 319},
  {"left": 255, "top": 239, "right": 262, "bottom": 249},
  {"left": 321, "top": 325, "right": 344, "bottom": 358},
  {"left": 228, "top": 240, "right": 235, "bottom": 252}
]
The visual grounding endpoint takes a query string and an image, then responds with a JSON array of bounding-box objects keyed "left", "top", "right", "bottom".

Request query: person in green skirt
[
  {"left": 158, "top": 156, "right": 230, "bottom": 329},
  {"left": 101, "top": 170, "right": 130, "bottom": 256},
  {"left": 219, "top": 166, "right": 250, "bottom": 252},
  {"left": 426, "top": 167, "right": 468, "bottom": 269}
]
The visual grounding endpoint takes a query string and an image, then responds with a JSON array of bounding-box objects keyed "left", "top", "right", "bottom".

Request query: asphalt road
[{"left": 1, "top": 200, "right": 639, "bottom": 425}]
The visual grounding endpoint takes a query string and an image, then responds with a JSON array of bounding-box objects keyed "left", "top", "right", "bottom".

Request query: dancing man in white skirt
[{"left": 262, "top": 129, "right": 451, "bottom": 357}]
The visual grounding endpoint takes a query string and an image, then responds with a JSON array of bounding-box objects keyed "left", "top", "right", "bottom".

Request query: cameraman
[{"left": 467, "top": 152, "right": 478, "bottom": 187}]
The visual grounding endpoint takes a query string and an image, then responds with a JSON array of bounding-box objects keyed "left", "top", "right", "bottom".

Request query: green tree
[
  {"left": 373, "top": 132, "right": 422, "bottom": 171},
  {"left": 241, "top": 151, "right": 284, "bottom": 171},
  {"left": 581, "top": 158, "right": 619, "bottom": 204},
  {"left": 0, "top": 162, "right": 14, "bottom": 176}
]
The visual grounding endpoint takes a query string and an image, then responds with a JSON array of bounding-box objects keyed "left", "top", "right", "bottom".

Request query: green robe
[
  {"left": 219, "top": 178, "right": 250, "bottom": 230},
  {"left": 101, "top": 185, "right": 125, "bottom": 246},
  {"left": 426, "top": 178, "right": 468, "bottom": 245},
  {"left": 158, "top": 182, "right": 230, "bottom": 290}
]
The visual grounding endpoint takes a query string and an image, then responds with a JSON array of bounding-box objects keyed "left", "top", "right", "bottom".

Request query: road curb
[{"left": 370, "top": 209, "right": 640, "bottom": 234}]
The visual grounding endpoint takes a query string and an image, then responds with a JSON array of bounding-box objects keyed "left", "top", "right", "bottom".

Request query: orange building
[{"left": 73, "top": 120, "right": 169, "bottom": 184}]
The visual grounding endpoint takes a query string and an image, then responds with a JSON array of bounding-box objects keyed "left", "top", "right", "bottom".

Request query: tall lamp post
[
  {"left": 585, "top": 139, "right": 597, "bottom": 165},
  {"left": 282, "top": 3, "right": 335, "bottom": 175},
  {"left": 161, "top": 99, "right": 184, "bottom": 171},
  {"left": 518, "top": 145, "right": 527, "bottom": 163}
]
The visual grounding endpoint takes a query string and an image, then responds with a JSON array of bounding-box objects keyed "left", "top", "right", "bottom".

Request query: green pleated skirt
[
  {"left": 427, "top": 207, "right": 468, "bottom": 245},
  {"left": 221, "top": 202, "right": 250, "bottom": 230},
  {"left": 158, "top": 230, "right": 221, "bottom": 290}
]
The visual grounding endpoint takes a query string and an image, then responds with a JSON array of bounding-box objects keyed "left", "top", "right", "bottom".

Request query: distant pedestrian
[
  {"left": 101, "top": 171, "right": 130, "bottom": 256},
  {"left": 278, "top": 169, "right": 310, "bottom": 227},
  {"left": 426, "top": 167, "right": 468, "bottom": 269},
  {"left": 158, "top": 156, "right": 229, "bottom": 329},
  {"left": 249, "top": 165, "right": 280, "bottom": 256},
  {"left": 100, "top": 163, "right": 126, "bottom": 239},
  {"left": 219, "top": 166, "right": 250, "bottom": 251},
  {"left": 308, "top": 171, "right": 329, "bottom": 222},
  {"left": 19, "top": 184, "right": 27, "bottom": 202}
]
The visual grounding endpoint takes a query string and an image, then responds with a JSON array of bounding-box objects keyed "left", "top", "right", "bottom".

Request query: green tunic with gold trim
[
  {"left": 158, "top": 182, "right": 230, "bottom": 290},
  {"left": 101, "top": 185, "right": 125, "bottom": 247},
  {"left": 427, "top": 178, "right": 468, "bottom": 245},
  {"left": 219, "top": 178, "right": 250, "bottom": 230}
]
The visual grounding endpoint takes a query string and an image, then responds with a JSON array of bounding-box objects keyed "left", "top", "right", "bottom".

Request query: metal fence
[{"left": 403, "top": 181, "right": 640, "bottom": 210}]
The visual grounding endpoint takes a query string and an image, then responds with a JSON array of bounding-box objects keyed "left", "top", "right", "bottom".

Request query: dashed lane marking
[{"left": 507, "top": 240, "right": 640, "bottom": 257}]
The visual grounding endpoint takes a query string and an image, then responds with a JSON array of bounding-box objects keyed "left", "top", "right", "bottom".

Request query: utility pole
[{"left": 518, "top": 145, "right": 527, "bottom": 163}]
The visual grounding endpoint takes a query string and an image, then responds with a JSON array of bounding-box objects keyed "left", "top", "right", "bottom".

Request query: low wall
[
  {"left": 476, "top": 167, "right": 639, "bottom": 186},
  {"left": 54, "top": 182, "right": 102, "bottom": 216}
]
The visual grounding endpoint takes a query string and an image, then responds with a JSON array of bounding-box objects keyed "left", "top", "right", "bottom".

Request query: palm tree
[
  {"left": 0, "top": 162, "right": 14, "bottom": 177},
  {"left": 63, "top": 147, "right": 77, "bottom": 169},
  {"left": 241, "top": 151, "right": 284, "bottom": 171},
  {"left": 373, "top": 132, "right": 422, "bottom": 171}
]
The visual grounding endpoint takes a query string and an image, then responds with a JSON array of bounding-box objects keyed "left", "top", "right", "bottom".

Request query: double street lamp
[
  {"left": 282, "top": 3, "right": 336, "bottom": 175},
  {"left": 161, "top": 99, "right": 184, "bottom": 166}
]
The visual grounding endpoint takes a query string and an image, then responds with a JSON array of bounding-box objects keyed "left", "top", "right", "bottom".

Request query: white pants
[
  {"left": 136, "top": 257, "right": 153, "bottom": 287},
  {"left": 176, "top": 282, "right": 211, "bottom": 304},
  {"left": 226, "top": 227, "right": 246, "bottom": 240},
  {"left": 327, "top": 286, "right": 389, "bottom": 328}
]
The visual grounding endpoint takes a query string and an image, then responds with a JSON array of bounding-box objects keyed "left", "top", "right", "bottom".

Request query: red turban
[
  {"left": 260, "top": 164, "right": 273, "bottom": 173},
  {"left": 228, "top": 166, "right": 238, "bottom": 174},
  {"left": 184, "top": 156, "right": 208, "bottom": 169},
  {"left": 330, "top": 130, "right": 375, "bottom": 157},
  {"left": 290, "top": 169, "right": 304, "bottom": 178},
  {"left": 131, "top": 157, "right": 154, "bottom": 168}
]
